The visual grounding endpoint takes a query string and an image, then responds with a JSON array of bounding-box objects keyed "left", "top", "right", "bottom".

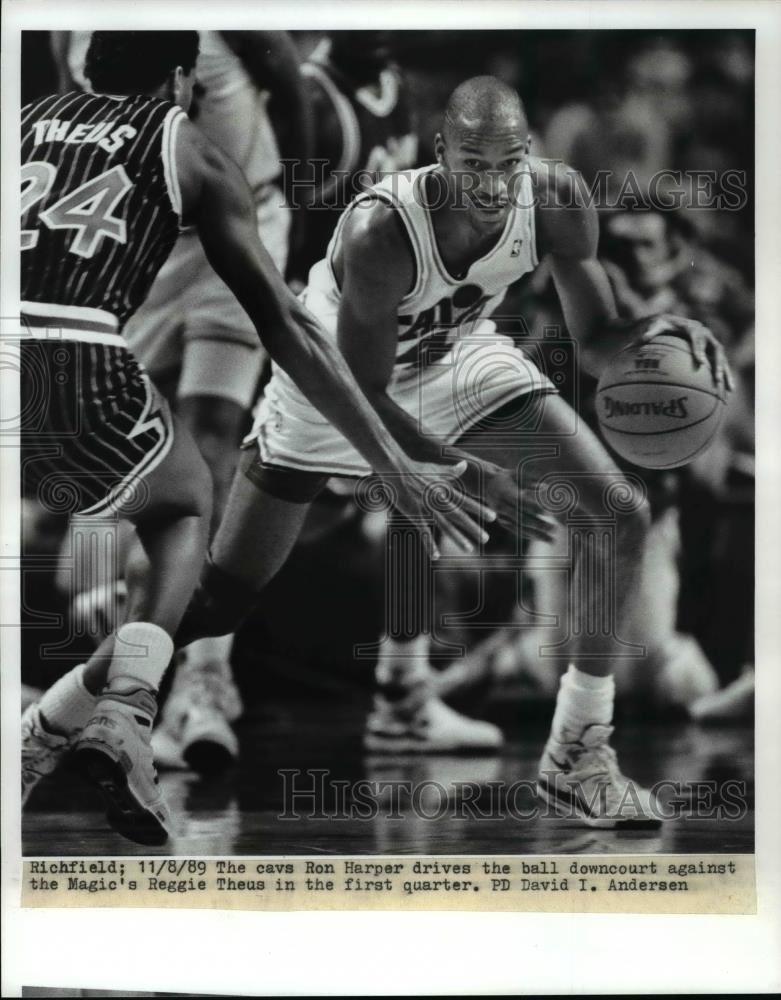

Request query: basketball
[{"left": 595, "top": 333, "right": 728, "bottom": 469}]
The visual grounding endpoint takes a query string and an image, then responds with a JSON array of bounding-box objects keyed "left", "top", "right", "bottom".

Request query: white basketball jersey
[{"left": 305, "top": 164, "right": 538, "bottom": 371}]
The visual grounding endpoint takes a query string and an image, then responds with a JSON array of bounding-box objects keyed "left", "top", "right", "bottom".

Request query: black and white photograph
[{"left": 2, "top": 0, "right": 780, "bottom": 995}]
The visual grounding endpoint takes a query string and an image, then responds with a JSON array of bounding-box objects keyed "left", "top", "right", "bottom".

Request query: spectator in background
[
  {"left": 544, "top": 42, "right": 689, "bottom": 199},
  {"left": 600, "top": 209, "right": 754, "bottom": 346},
  {"left": 288, "top": 31, "right": 418, "bottom": 284}
]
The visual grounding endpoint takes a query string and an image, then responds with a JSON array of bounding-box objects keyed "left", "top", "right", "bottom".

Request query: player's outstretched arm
[
  {"left": 537, "top": 161, "right": 732, "bottom": 390},
  {"left": 175, "top": 119, "right": 493, "bottom": 555},
  {"left": 336, "top": 201, "right": 554, "bottom": 545}
]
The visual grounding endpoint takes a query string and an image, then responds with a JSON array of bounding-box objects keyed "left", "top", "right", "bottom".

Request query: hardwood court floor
[{"left": 23, "top": 703, "right": 754, "bottom": 857}]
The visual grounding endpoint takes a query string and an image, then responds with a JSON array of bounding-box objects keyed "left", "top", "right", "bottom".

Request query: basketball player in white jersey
[
  {"left": 178, "top": 76, "right": 731, "bottom": 826},
  {"left": 50, "top": 30, "right": 311, "bottom": 770},
  {"left": 293, "top": 33, "right": 503, "bottom": 750}
]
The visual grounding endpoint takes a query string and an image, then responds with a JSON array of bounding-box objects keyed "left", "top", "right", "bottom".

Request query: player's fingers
[
  {"left": 433, "top": 511, "right": 476, "bottom": 553},
  {"left": 521, "top": 514, "right": 557, "bottom": 543},
  {"left": 693, "top": 331, "right": 709, "bottom": 367},
  {"left": 418, "top": 523, "right": 440, "bottom": 561},
  {"left": 443, "top": 503, "right": 490, "bottom": 546},
  {"left": 459, "top": 490, "right": 498, "bottom": 523},
  {"left": 723, "top": 359, "right": 735, "bottom": 393},
  {"left": 638, "top": 315, "right": 673, "bottom": 342},
  {"left": 702, "top": 337, "right": 731, "bottom": 390},
  {"left": 423, "top": 478, "right": 489, "bottom": 547},
  {"left": 438, "top": 459, "right": 469, "bottom": 479}
]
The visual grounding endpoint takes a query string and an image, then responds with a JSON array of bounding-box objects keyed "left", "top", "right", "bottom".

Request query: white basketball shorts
[
  {"left": 124, "top": 187, "right": 291, "bottom": 409},
  {"left": 247, "top": 319, "right": 557, "bottom": 477}
]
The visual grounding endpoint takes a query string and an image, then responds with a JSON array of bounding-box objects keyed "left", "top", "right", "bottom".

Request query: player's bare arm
[
  {"left": 336, "top": 200, "right": 554, "bottom": 543},
  {"left": 221, "top": 30, "right": 313, "bottom": 169},
  {"left": 49, "top": 31, "right": 80, "bottom": 93},
  {"left": 221, "top": 29, "right": 313, "bottom": 262},
  {"left": 175, "top": 120, "right": 493, "bottom": 554},
  {"left": 534, "top": 158, "right": 733, "bottom": 389}
]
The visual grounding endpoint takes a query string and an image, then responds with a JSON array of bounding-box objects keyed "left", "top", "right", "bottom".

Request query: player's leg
[
  {"left": 175, "top": 448, "right": 328, "bottom": 647},
  {"left": 153, "top": 196, "right": 290, "bottom": 769},
  {"left": 153, "top": 330, "right": 263, "bottom": 771},
  {"left": 68, "top": 409, "right": 212, "bottom": 844},
  {"left": 454, "top": 391, "right": 658, "bottom": 827},
  {"left": 364, "top": 505, "right": 505, "bottom": 754},
  {"left": 22, "top": 341, "right": 211, "bottom": 841}
]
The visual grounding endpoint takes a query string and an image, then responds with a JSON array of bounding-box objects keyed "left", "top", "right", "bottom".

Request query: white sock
[
  {"left": 376, "top": 635, "right": 432, "bottom": 690},
  {"left": 549, "top": 664, "right": 615, "bottom": 743},
  {"left": 182, "top": 634, "right": 234, "bottom": 675},
  {"left": 38, "top": 664, "right": 96, "bottom": 737},
  {"left": 107, "top": 621, "right": 174, "bottom": 693}
]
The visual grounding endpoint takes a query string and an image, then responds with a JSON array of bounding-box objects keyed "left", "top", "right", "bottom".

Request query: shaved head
[
  {"left": 443, "top": 76, "right": 527, "bottom": 141},
  {"left": 433, "top": 76, "right": 531, "bottom": 231}
]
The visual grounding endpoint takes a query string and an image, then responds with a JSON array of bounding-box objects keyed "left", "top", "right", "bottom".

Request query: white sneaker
[
  {"left": 21, "top": 703, "right": 72, "bottom": 806},
  {"left": 689, "top": 669, "right": 754, "bottom": 723},
  {"left": 538, "top": 724, "right": 661, "bottom": 829},
  {"left": 72, "top": 684, "right": 171, "bottom": 846},
  {"left": 655, "top": 633, "right": 719, "bottom": 709},
  {"left": 150, "top": 725, "right": 189, "bottom": 771},
  {"left": 154, "top": 662, "right": 241, "bottom": 774},
  {"left": 364, "top": 695, "right": 504, "bottom": 754}
]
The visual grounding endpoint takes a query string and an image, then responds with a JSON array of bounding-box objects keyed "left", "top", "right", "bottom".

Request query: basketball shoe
[
  {"left": 21, "top": 703, "right": 72, "bottom": 806},
  {"left": 537, "top": 723, "right": 661, "bottom": 829},
  {"left": 689, "top": 668, "right": 754, "bottom": 723},
  {"left": 152, "top": 658, "right": 241, "bottom": 773},
  {"left": 365, "top": 693, "right": 504, "bottom": 754},
  {"left": 72, "top": 682, "right": 171, "bottom": 846}
]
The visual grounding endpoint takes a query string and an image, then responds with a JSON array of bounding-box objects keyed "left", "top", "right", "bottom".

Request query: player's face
[{"left": 437, "top": 129, "right": 530, "bottom": 229}]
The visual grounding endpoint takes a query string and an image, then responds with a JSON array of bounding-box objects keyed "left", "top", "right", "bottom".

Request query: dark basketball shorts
[{"left": 20, "top": 338, "right": 174, "bottom": 517}]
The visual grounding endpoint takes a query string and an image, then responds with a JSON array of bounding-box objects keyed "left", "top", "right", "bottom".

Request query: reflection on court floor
[{"left": 23, "top": 704, "right": 754, "bottom": 857}]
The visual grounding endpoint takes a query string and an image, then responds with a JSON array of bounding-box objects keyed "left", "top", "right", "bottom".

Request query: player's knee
[{"left": 179, "top": 395, "right": 244, "bottom": 450}]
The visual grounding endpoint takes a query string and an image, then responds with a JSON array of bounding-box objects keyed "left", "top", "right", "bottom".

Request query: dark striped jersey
[{"left": 21, "top": 91, "right": 186, "bottom": 329}]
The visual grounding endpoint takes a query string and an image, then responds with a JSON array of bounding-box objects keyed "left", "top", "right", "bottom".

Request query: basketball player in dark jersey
[
  {"left": 20, "top": 32, "right": 491, "bottom": 845},
  {"left": 291, "top": 31, "right": 418, "bottom": 281}
]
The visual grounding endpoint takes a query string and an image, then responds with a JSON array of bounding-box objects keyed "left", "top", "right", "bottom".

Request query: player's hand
[
  {"left": 447, "top": 453, "right": 557, "bottom": 544},
  {"left": 636, "top": 314, "right": 734, "bottom": 392},
  {"left": 373, "top": 457, "right": 498, "bottom": 560}
]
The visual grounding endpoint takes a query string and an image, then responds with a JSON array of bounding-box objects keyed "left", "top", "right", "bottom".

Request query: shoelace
[{"left": 568, "top": 743, "right": 623, "bottom": 784}]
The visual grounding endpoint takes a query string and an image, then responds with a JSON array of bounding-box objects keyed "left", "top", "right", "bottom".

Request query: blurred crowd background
[{"left": 20, "top": 29, "right": 755, "bottom": 725}]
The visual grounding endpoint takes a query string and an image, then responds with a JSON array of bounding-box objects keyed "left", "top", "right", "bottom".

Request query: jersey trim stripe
[
  {"left": 161, "top": 106, "right": 185, "bottom": 218},
  {"left": 21, "top": 329, "right": 126, "bottom": 348},
  {"left": 21, "top": 301, "right": 119, "bottom": 329}
]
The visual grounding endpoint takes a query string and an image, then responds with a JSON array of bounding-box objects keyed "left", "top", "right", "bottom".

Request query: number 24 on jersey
[{"left": 21, "top": 162, "right": 132, "bottom": 258}]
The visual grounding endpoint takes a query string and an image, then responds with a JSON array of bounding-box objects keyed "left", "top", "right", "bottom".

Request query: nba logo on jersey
[{"left": 511, "top": 239, "right": 523, "bottom": 257}]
